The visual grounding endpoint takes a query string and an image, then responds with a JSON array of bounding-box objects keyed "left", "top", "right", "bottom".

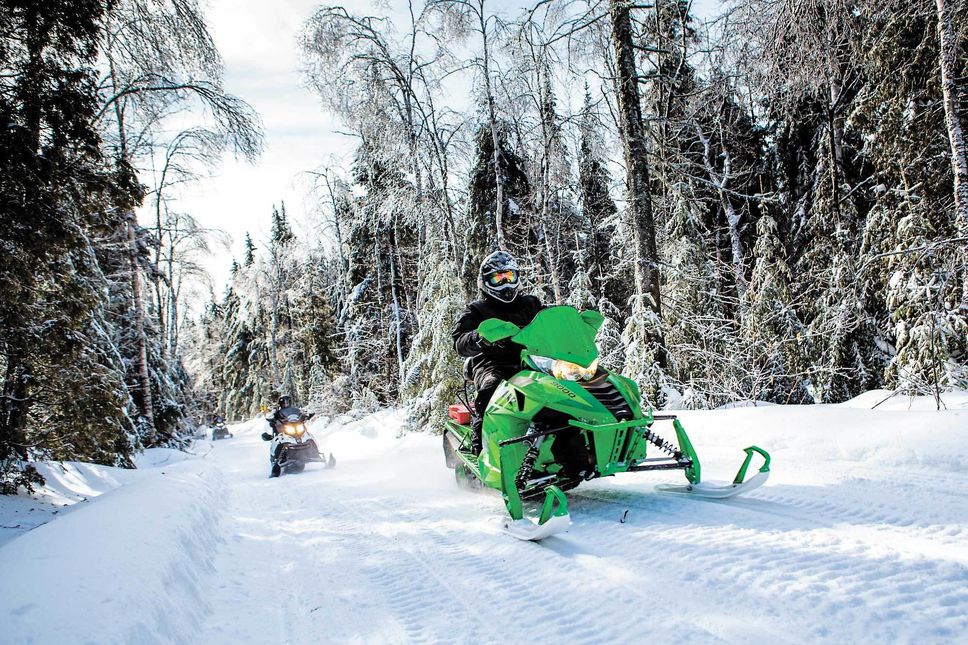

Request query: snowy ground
[{"left": 2, "top": 391, "right": 967, "bottom": 644}]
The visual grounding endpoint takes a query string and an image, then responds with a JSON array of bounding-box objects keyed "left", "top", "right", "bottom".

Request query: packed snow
[{"left": 2, "top": 393, "right": 967, "bottom": 644}]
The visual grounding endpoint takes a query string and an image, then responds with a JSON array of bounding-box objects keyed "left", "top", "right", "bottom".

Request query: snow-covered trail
[
  {"left": 196, "top": 402, "right": 967, "bottom": 644},
  {"left": 2, "top": 395, "right": 967, "bottom": 644}
]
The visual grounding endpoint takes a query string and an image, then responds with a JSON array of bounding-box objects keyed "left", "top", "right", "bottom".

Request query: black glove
[{"left": 481, "top": 336, "right": 512, "bottom": 350}]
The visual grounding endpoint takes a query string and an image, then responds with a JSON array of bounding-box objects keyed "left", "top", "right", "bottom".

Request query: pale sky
[{"left": 167, "top": 0, "right": 353, "bottom": 294}]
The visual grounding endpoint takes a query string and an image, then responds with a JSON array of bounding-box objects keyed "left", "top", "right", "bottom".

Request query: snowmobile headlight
[
  {"left": 283, "top": 423, "right": 305, "bottom": 436},
  {"left": 529, "top": 355, "right": 555, "bottom": 374},
  {"left": 529, "top": 355, "right": 598, "bottom": 381},
  {"left": 553, "top": 358, "right": 598, "bottom": 382}
]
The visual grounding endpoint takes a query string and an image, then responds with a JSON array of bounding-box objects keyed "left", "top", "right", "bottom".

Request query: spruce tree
[
  {"left": 465, "top": 123, "right": 533, "bottom": 294},
  {"left": 401, "top": 247, "right": 466, "bottom": 433},
  {"left": 578, "top": 89, "right": 631, "bottom": 318},
  {"left": 243, "top": 233, "right": 256, "bottom": 267},
  {"left": 744, "top": 215, "right": 812, "bottom": 403}
]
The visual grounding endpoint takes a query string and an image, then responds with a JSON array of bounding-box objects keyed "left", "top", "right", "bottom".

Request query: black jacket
[
  {"left": 267, "top": 406, "right": 302, "bottom": 433},
  {"left": 452, "top": 294, "right": 544, "bottom": 370}
]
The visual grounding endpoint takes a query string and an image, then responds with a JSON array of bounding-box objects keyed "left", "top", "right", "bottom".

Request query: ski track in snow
[{"left": 2, "top": 401, "right": 967, "bottom": 644}]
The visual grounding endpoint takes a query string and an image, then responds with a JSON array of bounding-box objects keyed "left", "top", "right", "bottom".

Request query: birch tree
[
  {"left": 97, "top": 0, "right": 261, "bottom": 433},
  {"left": 934, "top": 0, "right": 968, "bottom": 309}
]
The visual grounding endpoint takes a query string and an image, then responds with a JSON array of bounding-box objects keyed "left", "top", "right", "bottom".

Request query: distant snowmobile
[
  {"left": 261, "top": 407, "right": 334, "bottom": 478},
  {"left": 443, "top": 305, "right": 771, "bottom": 540},
  {"left": 211, "top": 416, "right": 232, "bottom": 441}
]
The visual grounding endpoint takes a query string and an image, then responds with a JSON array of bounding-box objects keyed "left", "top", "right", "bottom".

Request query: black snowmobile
[
  {"left": 211, "top": 416, "right": 232, "bottom": 441},
  {"left": 261, "top": 407, "right": 335, "bottom": 477}
]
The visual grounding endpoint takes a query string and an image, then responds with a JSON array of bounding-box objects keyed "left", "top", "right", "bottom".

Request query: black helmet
[
  {"left": 278, "top": 395, "right": 292, "bottom": 409},
  {"left": 479, "top": 251, "right": 520, "bottom": 303}
]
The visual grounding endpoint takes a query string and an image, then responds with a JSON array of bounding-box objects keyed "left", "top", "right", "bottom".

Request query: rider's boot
[{"left": 471, "top": 414, "right": 483, "bottom": 455}]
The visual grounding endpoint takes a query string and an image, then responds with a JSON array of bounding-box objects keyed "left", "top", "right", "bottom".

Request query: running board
[{"left": 627, "top": 459, "right": 693, "bottom": 472}]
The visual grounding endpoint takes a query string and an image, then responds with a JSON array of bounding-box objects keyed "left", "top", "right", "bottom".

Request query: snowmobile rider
[
  {"left": 452, "top": 251, "right": 544, "bottom": 454},
  {"left": 267, "top": 395, "right": 297, "bottom": 435}
]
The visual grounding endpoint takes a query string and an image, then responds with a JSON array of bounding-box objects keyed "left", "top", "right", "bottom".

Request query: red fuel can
[{"left": 447, "top": 404, "right": 472, "bottom": 425}]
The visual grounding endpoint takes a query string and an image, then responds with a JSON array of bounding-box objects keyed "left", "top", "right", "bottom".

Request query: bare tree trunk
[
  {"left": 723, "top": 192, "right": 747, "bottom": 306},
  {"left": 827, "top": 55, "right": 845, "bottom": 226},
  {"left": 126, "top": 216, "right": 155, "bottom": 430},
  {"left": 936, "top": 0, "right": 968, "bottom": 309},
  {"left": 478, "top": 0, "right": 506, "bottom": 250},
  {"left": 153, "top": 166, "right": 168, "bottom": 361},
  {"left": 269, "top": 269, "right": 280, "bottom": 390},
  {"left": 542, "top": 223, "right": 563, "bottom": 303},
  {"left": 322, "top": 173, "right": 350, "bottom": 288},
  {"left": 536, "top": 66, "right": 563, "bottom": 302},
  {"left": 388, "top": 243, "right": 406, "bottom": 379},
  {"left": 169, "top": 271, "right": 181, "bottom": 356},
  {"left": 404, "top": 3, "right": 423, "bottom": 204},
  {"left": 166, "top": 240, "right": 177, "bottom": 357},
  {"left": 0, "top": 359, "right": 31, "bottom": 462},
  {"left": 609, "top": 0, "right": 665, "bottom": 359}
]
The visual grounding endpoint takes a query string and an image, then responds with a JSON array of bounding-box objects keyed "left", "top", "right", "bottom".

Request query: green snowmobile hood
[{"left": 478, "top": 305, "right": 604, "bottom": 368}]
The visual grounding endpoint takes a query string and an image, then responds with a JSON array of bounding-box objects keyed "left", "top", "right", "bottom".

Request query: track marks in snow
[
  {"left": 193, "top": 411, "right": 968, "bottom": 645},
  {"left": 567, "top": 477, "right": 968, "bottom": 643},
  {"left": 325, "top": 486, "right": 644, "bottom": 644}
]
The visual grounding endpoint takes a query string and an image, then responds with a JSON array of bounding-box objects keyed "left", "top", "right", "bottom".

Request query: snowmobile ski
[
  {"left": 654, "top": 446, "right": 770, "bottom": 499},
  {"left": 503, "top": 484, "right": 571, "bottom": 541},
  {"left": 504, "top": 514, "right": 571, "bottom": 541}
]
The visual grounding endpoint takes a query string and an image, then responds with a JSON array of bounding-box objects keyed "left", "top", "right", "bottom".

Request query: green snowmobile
[{"left": 443, "top": 305, "right": 771, "bottom": 540}]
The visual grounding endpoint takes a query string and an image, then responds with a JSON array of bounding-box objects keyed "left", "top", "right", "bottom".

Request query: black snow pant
[{"left": 472, "top": 362, "right": 518, "bottom": 452}]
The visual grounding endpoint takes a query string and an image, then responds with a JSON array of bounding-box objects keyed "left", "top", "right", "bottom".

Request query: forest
[{"left": 2, "top": 0, "right": 966, "bottom": 492}]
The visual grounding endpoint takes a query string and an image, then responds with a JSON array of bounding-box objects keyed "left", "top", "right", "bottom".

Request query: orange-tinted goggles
[{"left": 486, "top": 269, "right": 519, "bottom": 286}]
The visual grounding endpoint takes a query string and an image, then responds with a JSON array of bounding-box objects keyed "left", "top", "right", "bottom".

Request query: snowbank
[
  {"left": 0, "top": 458, "right": 223, "bottom": 644},
  {"left": 0, "top": 448, "right": 195, "bottom": 548},
  {"left": 675, "top": 399, "right": 968, "bottom": 475},
  {"left": 838, "top": 388, "right": 968, "bottom": 411}
]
